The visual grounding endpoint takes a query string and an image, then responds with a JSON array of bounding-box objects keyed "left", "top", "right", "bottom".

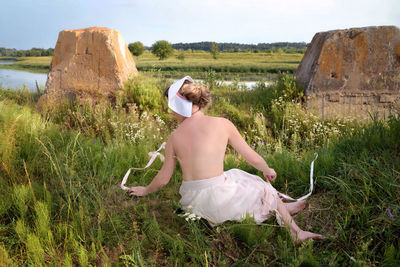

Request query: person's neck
[
  {"left": 181, "top": 109, "right": 202, "bottom": 122},
  {"left": 191, "top": 108, "right": 201, "bottom": 116}
]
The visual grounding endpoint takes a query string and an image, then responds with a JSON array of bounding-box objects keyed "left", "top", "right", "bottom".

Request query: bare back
[{"left": 171, "top": 113, "right": 229, "bottom": 181}]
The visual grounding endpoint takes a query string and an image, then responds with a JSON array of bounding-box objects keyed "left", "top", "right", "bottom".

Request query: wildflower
[
  {"left": 93, "top": 138, "right": 96, "bottom": 144},
  {"left": 188, "top": 214, "right": 197, "bottom": 219},
  {"left": 388, "top": 208, "right": 392, "bottom": 218}
]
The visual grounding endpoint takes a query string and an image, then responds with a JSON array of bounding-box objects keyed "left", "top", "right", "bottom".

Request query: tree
[
  {"left": 210, "top": 42, "right": 219, "bottom": 59},
  {"left": 128, "top": 41, "right": 145, "bottom": 57},
  {"left": 16, "top": 50, "right": 25, "bottom": 57},
  {"left": 151, "top": 40, "right": 173, "bottom": 60}
]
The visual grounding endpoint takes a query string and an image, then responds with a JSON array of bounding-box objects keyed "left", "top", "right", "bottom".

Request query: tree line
[
  {"left": 0, "top": 47, "right": 54, "bottom": 57},
  {"left": 171, "top": 41, "right": 308, "bottom": 53},
  {"left": 129, "top": 41, "right": 219, "bottom": 60},
  {"left": 128, "top": 40, "right": 307, "bottom": 60},
  {"left": 1, "top": 40, "right": 307, "bottom": 60}
]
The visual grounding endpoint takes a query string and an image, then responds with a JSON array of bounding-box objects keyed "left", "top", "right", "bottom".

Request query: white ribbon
[
  {"left": 120, "top": 142, "right": 166, "bottom": 191},
  {"left": 120, "top": 142, "right": 318, "bottom": 202},
  {"left": 276, "top": 153, "right": 318, "bottom": 201}
]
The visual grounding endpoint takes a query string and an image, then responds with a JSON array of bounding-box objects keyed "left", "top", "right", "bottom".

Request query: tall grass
[{"left": 0, "top": 74, "right": 399, "bottom": 265}]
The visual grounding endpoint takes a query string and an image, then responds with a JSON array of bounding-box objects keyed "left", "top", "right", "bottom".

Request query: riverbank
[
  {"left": 0, "top": 56, "right": 51, "bottom": 73},
  {"left": 0, "top": 50, "right": 302, "bottom": 78},
  {"left": 0, "top": 74, "right": 399, "bottom": 266}
]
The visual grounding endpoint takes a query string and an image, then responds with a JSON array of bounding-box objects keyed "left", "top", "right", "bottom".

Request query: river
[
  {"left": 0, "top": 60, "right": 270, "bottom": 91},
  {"left": 0, "top": 60, "right": 47, "bottom": 91}
]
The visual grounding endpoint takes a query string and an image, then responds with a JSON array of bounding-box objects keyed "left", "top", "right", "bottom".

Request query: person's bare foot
[
  {"left": 285, "top": 200, "right": 306, "bottom": 215},
  {"left": 291, "top": 230, "right": 325, "bottom": 245}
]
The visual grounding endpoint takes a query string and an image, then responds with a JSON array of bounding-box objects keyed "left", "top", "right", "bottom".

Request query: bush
[
  {"left": 128, "top": 41, "right": 145, "bottom": 57},
  {"left": 122, "top": 76, "right": 167, "bottom": 112},
  {"left": 176, "top": 49, "right": 185, "bottom": 61}
]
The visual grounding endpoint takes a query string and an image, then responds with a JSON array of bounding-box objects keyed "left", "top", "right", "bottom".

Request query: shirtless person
[{"left": 129, "top": 76, "right": 324, "bottom": 244}]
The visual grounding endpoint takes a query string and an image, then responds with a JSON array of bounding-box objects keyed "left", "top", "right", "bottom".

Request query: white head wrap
[{"left": 167, "top": 76, "right": 194, "bottom": 117}]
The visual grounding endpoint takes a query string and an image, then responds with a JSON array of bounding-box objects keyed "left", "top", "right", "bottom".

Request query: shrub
[
  {"left": 210, "top": 43, "right": 219, "bottom": 59},
  {"left": 122, "top": 76, "right": 164, "bottom": 112},
  {"left": 176, "top": 49, "right": 185, "bottom": 61},
  {"left": 128, "top": 41, "right": 145, "bottom": 57}
]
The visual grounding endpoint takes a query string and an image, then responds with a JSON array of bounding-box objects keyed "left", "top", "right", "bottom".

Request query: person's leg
[
  {"left": 276, "top": 198, "right": 324, "bottom": 244},
  {"left": 284, "top": 200, "right": 306, "bottom": 215}
]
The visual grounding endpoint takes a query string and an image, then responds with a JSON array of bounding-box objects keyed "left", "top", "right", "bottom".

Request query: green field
[
  {"left": 0, "top": 50, "right": 302, "bottom": 79},
  {"left": 0, "top": 74, "right": 399, "bottom": 266},
  {"left": 135, "top": 50, "right": 302, "bottom": 79}
]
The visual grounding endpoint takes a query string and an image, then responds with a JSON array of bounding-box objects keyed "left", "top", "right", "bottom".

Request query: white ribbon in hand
[{"left": 120, "top": 142, "right": 166, "bottom": 191}]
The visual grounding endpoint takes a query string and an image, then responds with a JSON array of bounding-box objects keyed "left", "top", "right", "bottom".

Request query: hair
[{"left": 163, "top": 80, "right": 211, "bottom": 109}]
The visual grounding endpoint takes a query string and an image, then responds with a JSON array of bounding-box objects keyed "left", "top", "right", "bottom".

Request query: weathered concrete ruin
[
  {"left": 39, "top": 27, "right": 138, "bottom": 107},
  {"left": 296, "top": 26, "right": 400, "bottom": 119}
]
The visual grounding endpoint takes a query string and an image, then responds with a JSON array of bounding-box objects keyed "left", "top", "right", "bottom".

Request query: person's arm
[
  {"left": 129, "top": 136, "right": 177, "bottom": 196},
  {"left": 225, "top": 119, "right": 276, "bottom": 181}
]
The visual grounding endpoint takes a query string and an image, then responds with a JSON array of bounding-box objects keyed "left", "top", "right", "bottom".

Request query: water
[
  {"left": 0, "top": 60, "right": 16, "bottom": 65},
  {"left": 0, "top": 59, "right": 270, "bottom": 92},
  {"left": 0, "top": 60, "right": 47, "bottom": 91},
  {"left": 194, "top": 79, "right": 271, "bottom": 90},
  {"left": 217, "top": 80, "right": 271, "bottom": 89}
]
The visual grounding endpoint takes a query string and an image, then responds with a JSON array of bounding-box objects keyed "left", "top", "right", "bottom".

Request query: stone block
[
  {"left": 380, "top": 94, "right": 397, "bottom": 103},
  {"left": 327, "top": 93, "right": 340, "bottom": 102},
  {"left": 43, "top": 27, "right": 138, "bottom": 98},
  {"left": 296, "top": 26, "right": 400, "bottom": 95}
]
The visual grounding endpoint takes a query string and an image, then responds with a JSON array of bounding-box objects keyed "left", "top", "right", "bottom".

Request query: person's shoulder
[
  {"left": 206, "top": 115, "right": 235, "bottom": 130},
  {"left": 206, "top": 115, "right": 231, "bottom": 124},
  {"left": 215, "top": 116, "right": 234, "bottom": 127}
]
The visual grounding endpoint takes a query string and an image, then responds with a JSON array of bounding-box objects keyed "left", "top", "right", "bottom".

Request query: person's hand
[
  {"left": 263, "top": 167, "right": 277, "bottom": 182},
  {"left": 129, "top": 186, "right": 148, "bottom": 197}
]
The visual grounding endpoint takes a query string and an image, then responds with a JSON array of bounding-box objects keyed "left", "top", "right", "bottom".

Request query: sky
[{"left": 0, "top": 0, "right": 399, "bottom": 50}]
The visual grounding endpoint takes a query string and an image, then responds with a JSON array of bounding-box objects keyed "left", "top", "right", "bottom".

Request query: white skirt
[{"left": 179, "top": 169, "right": 279, "bottom": 226}]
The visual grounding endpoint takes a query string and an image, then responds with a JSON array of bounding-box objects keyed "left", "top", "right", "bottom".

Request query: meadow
[
  {"left": 134, "top": 50, "right": 302, "bottom": 80},
  {"left": 0, "top": 50, "right": 302, "bottom": 79},
  {"left": 0, "top": 73, "right": 399, "bottom": 266}
]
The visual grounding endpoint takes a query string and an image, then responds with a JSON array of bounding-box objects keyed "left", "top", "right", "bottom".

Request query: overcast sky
[{"left": 1, "top": 0, "right": 399, "bottom": 50}]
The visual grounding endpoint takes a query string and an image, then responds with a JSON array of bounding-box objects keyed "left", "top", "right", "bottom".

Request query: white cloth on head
[
  {"left": 168, "top": 76, "right": 194, "bottom": 117},
  {"left": 179, "top": 168, "right": 280, "bottom": 226}
]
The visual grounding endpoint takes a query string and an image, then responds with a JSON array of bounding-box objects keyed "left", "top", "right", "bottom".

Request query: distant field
[
  {"left": 135, "top": 50, "right": 303, "bottom": 79},
  {"left": 0, "top": 51, "right": 303, "bottom": 79}
]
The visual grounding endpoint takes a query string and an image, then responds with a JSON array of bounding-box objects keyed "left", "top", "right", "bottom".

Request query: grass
[
  {"left": 0, "top": 50, "right": 302, "bottom": 78},
  {"left": 0, "top": 73, "right": 399, "bottom": 266},
  {"left": 135, "top": 50, "right": 302, "bottom": 79}
]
